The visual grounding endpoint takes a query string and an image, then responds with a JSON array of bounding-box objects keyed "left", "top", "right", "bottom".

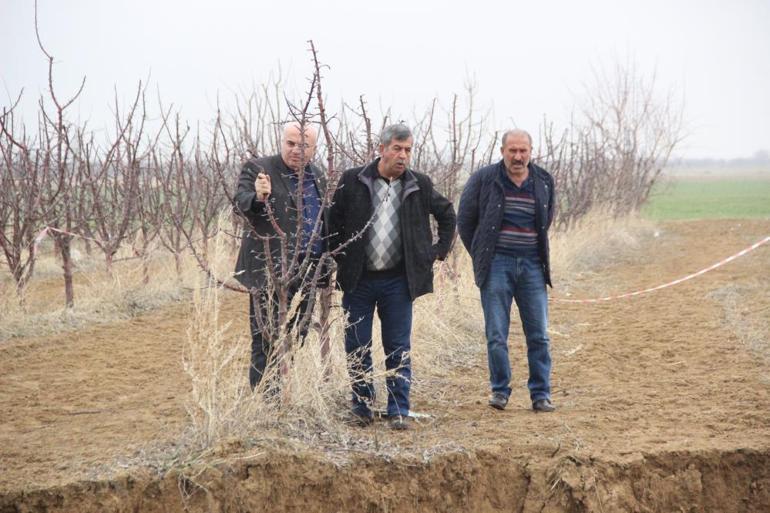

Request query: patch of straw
[
  {"left": 709, "top": 283, "right": 770, "bottom": 380},
  {"left": 550, "top": 210, "right": 659, "bottom": 277},
  {"left": 0, "top": 243, "right": 202, "bottom": 342}
]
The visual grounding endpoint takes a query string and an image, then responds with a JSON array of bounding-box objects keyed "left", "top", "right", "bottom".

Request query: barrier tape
[
  {"left": 34, "top": 226, "right": 109, "bottom": 249},
  {"left": 550, "top": 235, "right": 770, "bottom": 304},
  {"left": 30, "top": 226, "right": 770, "bottom": 304}
]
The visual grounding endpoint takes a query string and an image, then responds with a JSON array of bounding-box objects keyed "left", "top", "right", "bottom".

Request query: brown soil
[{"left": 2, "top": 219, "right": 769, "bottom": 512}]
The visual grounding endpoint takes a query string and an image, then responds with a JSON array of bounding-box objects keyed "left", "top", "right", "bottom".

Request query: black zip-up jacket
[
  {"left": 329, "top": 160, "right": 456, "bottom": 300},
  {"left": 457, "top": 160, "right": 555, "bottom": 288}
]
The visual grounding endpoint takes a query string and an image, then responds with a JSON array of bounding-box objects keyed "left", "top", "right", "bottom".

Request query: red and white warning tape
[
  {"left": 30, "top": 226, "right": 770, "bottom": 304},
  {"left": 551, "top": 235, "right": 770, "bottom": 304},
  {"left": 34, "top": 226, "right": 108, "bottom": 249}
]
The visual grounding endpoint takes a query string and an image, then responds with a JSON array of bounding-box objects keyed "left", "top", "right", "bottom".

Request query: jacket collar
[
  {"left": 358, "top": 157, "right": 418, "bottom": 187},
  {"left": 270, "top": 154, "right": 325, "bottom": 206}
]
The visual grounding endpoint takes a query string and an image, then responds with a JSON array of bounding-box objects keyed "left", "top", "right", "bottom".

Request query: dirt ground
[{"left": 1, "top": 219, "right": 769, "bottom": 512}]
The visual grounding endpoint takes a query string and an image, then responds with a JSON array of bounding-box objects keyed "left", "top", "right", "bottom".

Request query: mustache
[{"left": 511, "top": 160, "right": 525, "bottom": 166}]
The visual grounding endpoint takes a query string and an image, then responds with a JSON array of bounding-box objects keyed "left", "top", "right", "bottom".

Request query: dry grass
[
  {"left": 550, "top": 210, "right": 659, "bottom": 276},
  {"left": 0, "top": 242, "right": 211, "bottom": 342},
  {"left": 171, "top": 233, "right": 493, "bottom": 465},
  {"left": 1, "top": 211, "right": 666, "bottom": 464},
  {"left": 549, "top": 211, "right": 660, "bottom": 299},
  {"left": 174, "top": 211, "right": 664, "bottom": 462},
  {"left": 709, "top": 283, "right": 770, "bottom": 378},
  {"left": 173, "top": 226, "right": 357, "bottom": 463}
]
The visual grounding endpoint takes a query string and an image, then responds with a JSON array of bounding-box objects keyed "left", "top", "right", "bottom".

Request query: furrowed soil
[{"left": 1, "top": 219, "right": 769, "bottom": 512}]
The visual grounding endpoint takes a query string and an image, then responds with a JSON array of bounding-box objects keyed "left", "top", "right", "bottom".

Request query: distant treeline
[{"left": 669, "top": 152, "right": 770, "bottom": 168}]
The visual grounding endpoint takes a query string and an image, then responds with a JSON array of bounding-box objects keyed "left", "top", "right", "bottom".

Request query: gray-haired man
[{"left": 329, "top": 124, "right": 456, "bottom": 429}]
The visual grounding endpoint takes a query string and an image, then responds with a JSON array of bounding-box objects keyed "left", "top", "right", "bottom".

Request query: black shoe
[
  {"left": 488, "top": 392, "right": 508, "bottom": 410},
  {"left": 532, "top": 399, "right": 555, "bottom": 412},
  {"left": 388, "top": 416, "right": 411, "bottom": 431},
  {"left": 349, "top": 408, "right": 374, "bottom": 427}
]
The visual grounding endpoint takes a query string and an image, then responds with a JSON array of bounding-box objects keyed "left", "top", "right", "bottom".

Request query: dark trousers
[
  {"left": 248, "top": 286, "right": 313, "bottom": 390},
  {"left": 341, "top": 274, "right": 413, "bottom": 417}
]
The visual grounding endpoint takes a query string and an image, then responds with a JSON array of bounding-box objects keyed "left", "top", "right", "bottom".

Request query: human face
[
  {"left": 501, "top": 133, "right": 531, "bottom": 176},
  {"left": 377, "top": 137, "right": 413, "bottom": 179},
  {"left": 281, "top": 124, "right": 317, "bottom": 171}
]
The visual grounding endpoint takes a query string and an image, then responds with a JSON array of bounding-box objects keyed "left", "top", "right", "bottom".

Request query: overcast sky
[{"left": 2, "top": 0, "right": 768, "bottom": 159}]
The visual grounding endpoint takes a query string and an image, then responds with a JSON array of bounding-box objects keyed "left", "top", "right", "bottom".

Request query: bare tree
[
  {"left": 584, "top": 61, "right": 684, "bottom": 212},
  {"left": 32, "top": 1, "right": 87, "bottom": 308},
  {"left": 408, "top": 83, "right": 488, "bottom": 278},
  {"left": 77, "top": 84, "right": 148, "bottom": 274},
  {"left": 414, "top": 82, "right": 488, "bottom": 203},
  {"left": 181, "top": 41, "right": 374, "bottom": 394},
  {"left": 0, "top": 101, "right": 47, "bottom": 303},
  {"left": 189, "top": 126, "right": 231, "bottom": 261},
  {"left": 156, "top": 111, "right": 194, "bottom": 277},
  {"left": 538, "top": 120, "right": 609, "bottom": 229},
  {"left": 130, "top": 153, "right": 164, "bottom": 284},
  {"left": 228, "top": 74, "right": 284, "bottom": 159},
  {"left": 538, "top": 60, "right": 684, "bottom": 229},
  {"left": 333, "top": 95, "right": 376, "bottom": 169}
]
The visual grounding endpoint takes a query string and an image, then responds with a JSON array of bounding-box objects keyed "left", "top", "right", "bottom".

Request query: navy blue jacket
[{"left": 457, "top": 160, "right": 555, "bottom": 288}]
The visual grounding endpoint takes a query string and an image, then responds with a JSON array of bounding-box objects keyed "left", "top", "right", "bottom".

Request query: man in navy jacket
[{"left": 457, "top": 129, "right": 556, "bottom": 413}]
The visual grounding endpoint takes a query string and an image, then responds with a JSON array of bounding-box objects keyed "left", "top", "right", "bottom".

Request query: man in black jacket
[
  {"left": 234, "top": 122, "right": 327, "bottom": 390},
  {"left": 457, "top": 129, "right": 556, "bottom": 413},
  {"left": 329, "top": 124, "right": 456, "bottom": 429}
]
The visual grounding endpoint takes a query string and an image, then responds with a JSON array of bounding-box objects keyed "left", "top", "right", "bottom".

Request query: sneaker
[
  {"left": 388, "top": 416, "right": 410, "bottom": 431},
  {"left": 488, "top": 392, "right": 508, "bottom": 410},
  {"left": 532, "top": 399, "right": 556, "bottom": 413}
]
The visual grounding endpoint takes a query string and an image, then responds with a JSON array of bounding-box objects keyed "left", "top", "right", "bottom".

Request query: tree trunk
[
  {"left": 142, "top": 248, "right": 151, "bottom": 285},
  {"left": 60, "top": 236, "right": 75, "bottom": 308},
  {"left": 201, "top": 237, "right": 209, "bottom": 264},
  {"left": 12, "top": 260, "right": 28, "bottom": 310},
  {"left": 174, "top": 251, "right": 182, "bottom": 278},
  {"left": 105, "top": 251, "right": 114, "bottom": 277}
]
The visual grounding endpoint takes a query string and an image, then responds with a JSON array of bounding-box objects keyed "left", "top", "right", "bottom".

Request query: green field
[{"left": 642, "top": 178, "right": 770, "bottom": 220}]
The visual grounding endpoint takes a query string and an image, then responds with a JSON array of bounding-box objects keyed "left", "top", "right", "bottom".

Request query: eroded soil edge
[{"left": 3, "top": 448, "right": 768, "bottom": 513}]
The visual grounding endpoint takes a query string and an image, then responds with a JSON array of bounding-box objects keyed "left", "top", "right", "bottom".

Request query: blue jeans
[
  {"left": 479, "top": 253, "right": 551, "bottom": 402},
  {"left": 342, "top": 275, "right": 413, "bottom": 417}
]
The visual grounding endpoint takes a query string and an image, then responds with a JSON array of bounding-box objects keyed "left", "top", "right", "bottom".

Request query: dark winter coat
[
  {"left": 457, "top": 160, "right": 555, "bottom": 287},
  {"left": 328, "top": 160, "right": 456, "bottom": 300},
  {"left": 233, "top": 154, "right": 329, "bottom": 290}
]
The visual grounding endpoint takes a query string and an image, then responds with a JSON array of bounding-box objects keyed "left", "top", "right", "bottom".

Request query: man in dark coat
[
  {"left": 457, "top": 129, "right": 557, "bottom": 413},
  {"left": 329, "top": 124, "right": 456, "bottom": 429},
  {"left": 234, "top": 122, "right": 327, "bottom": 389}
]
